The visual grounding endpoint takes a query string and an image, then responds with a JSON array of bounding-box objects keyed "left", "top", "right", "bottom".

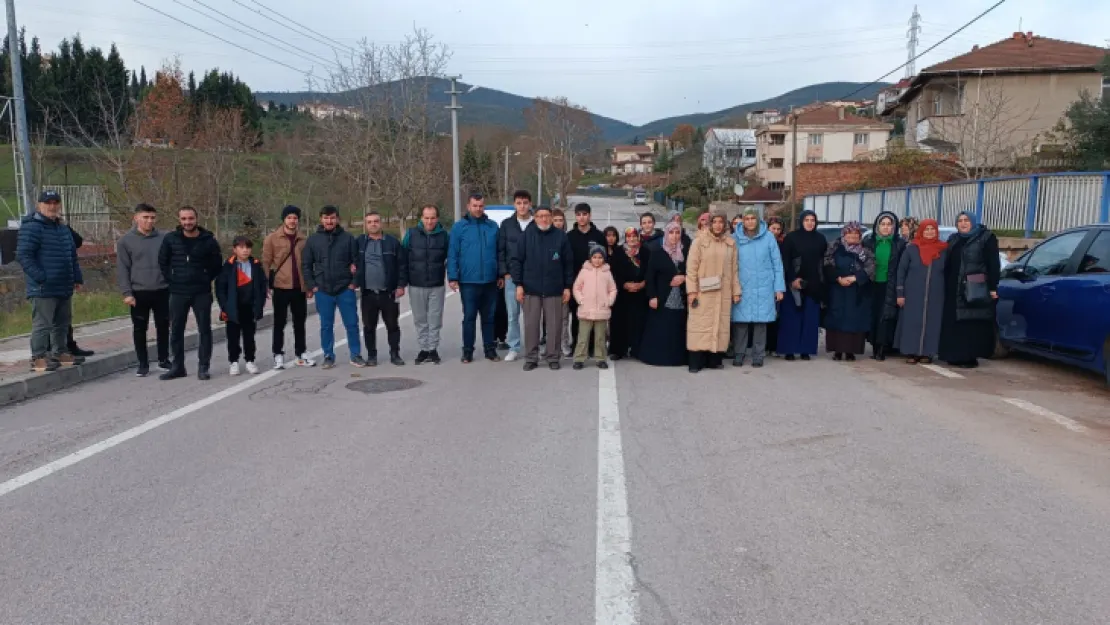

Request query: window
[
  {"left": 768, "top": 182, "right": 785, "bottom": 190},
  {"left": 1103, "top": 77, "right": 1109, "bottom": 100},
  {"left": 744, "top": 148, "right": 756, "bottom": 158},
  {"left": 770, "top": 134, "right": 785, "bottom": 145},
  {"left": 1079, "top": 231, "right": 1110, "bottom": 274},
  {"left": 1023, "top": 231, "right": 1087, "bottom": 277},
  {"left": 770, "top": 158, "right": 784, "bottom": 169},
  {"left": 806, "top": 156, "right": 821, "bottom": 163},
  {"left": 854, "top": 133, "right": 869, "bottom": 145},
  {"left": 933, "top": 94, "right": 942, "bottom": 116},
  {"left": 809, "top": 133, "right": 823, "bottom": 146}
]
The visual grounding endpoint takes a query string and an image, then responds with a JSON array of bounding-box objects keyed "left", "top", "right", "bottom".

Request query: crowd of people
[{"left": 16, "top": 188, "right": 1003, "bottom": 379}]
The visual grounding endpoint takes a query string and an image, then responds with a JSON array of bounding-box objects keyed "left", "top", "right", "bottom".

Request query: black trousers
[
  {"left": 169, "top": 291, "right": 213, "bottom": 371},
  {"left": 271, "top": 287, "right": 308, "bottom": 356},
  {"left": 130, "top": 289, "right": 170, "bottom": 366},
  {"left": 227, "top": 318, "right": 257, "bottom": 362},
  {"left": 361, "top": 289, "right": 401, "bottom": 356}
]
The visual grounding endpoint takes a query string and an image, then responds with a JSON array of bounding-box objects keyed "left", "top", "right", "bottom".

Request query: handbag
[
  {"left": 964, "top": 272, "right": 991, "bottom": 306},
  {"left": 699, "top": 275, "right": 722, "bottom": 292}
]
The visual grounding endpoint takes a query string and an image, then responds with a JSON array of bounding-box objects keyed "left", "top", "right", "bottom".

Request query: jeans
[
  {"left": 459, "top": 282, "right": 498, "bottom": 353},
  {"left": 169, "top": 291, "right": 213, "bottom": 371},
  {"left": 131, "top": 289, "right": 170, "bottom": 366},
  {"left": 574, "top": 318, "right": 608, "bottom": 363},
  {"left": 30, "top": 296, "right": 72, "bottom": 358},
  {"left": 523, "top": 294, "right": 565, "bottom": 364},
  {"left": 361, "top": 289, "right": 401, "bottom": 357},
  {"left": 409, "top": 286, "right": 446, "bottom": 351},
  {"left": 227, "top": 318, "right": 257, "bottom": 362},
  {"left": 315, "top": 288, "right": 361, "bottom": 360},
  {"left": 503, "top": 276, "right": 523, "bottom": 352},
  {"left": 732, "top": 322, "right": 767, "bottom": 362},
  {"left": 271, "top": 287, "right": 308, "bottom": 356}
]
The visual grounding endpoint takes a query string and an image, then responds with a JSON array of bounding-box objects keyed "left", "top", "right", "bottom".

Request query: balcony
[{"left": 914, "top": 115, "right": 962, "bottom": 151}]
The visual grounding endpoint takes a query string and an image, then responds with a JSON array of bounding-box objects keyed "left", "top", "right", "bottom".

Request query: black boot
[
  {"left": 874, "top": 345, "right": 886, "bottom": 361},
  {"left": 390, "top": 351, "right": 405, "bottom": 366}
]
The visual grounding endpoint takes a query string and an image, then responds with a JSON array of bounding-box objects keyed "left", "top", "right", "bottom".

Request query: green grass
[{"left": 0, "top": 291, "right": 131, "bottom": 339}]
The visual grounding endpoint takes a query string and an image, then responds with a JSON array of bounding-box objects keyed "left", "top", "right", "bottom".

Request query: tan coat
[
  {"left": 686, "top": 231, "right": 741, "bottom": 353},
  {"left": 262, "top": 227, "right": 307, "bottom": 291}
]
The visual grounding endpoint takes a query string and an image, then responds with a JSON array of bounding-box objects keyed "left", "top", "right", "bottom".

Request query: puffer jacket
[
  {"left": 17, "top": 211, "right": 82, "bottom": 299},
  {"left": 158, "top": 227, "right": 222, "bottom": 296},
  {"left": 573, "top": 261, "right": 618, "bottom": 320},
  {"left": 731, "top": 221, "right": 785, "bottom": 323},
  {"left": 447, "top": 213, "right": 499, "bottom": 284},
  {"left": 215, "top": 256, "right": 268, "bottom": 324},
  {"left": 302, "top": 224, "right": 358, "bottom": 296},
  {"left": 403, "top": 223, "right": 449, "bottom": 288}
]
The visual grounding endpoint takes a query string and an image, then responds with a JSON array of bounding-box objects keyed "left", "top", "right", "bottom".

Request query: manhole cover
[{"left": 345, "top": 377, "right": 423, "bottom": 394}]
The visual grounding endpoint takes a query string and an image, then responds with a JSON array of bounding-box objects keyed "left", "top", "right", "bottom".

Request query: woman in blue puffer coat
[{"left": 731, "top": 208, "right": 785, "bottom": 367}]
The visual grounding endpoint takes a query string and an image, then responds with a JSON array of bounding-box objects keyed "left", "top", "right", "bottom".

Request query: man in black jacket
[
  {"left": 403, "top": 205, "right": 449, "bottom": 365},
  {"left": 158, "top": 206, "right": 222, "bottom": 380},
  {"left": 354, "top": 211, "right": 408, "bottom": 366},
  {"left": 302, "top": 205, "right": 364, "bottom": 369},
  {"left": 565, "top": 202, "right": 606, "bottom": 356},
  {"left": 497, "top": 190, "right": 533, "bottom": 361},
  {"left": 510, "top": 206, "right": 574, "bottom": 371}
]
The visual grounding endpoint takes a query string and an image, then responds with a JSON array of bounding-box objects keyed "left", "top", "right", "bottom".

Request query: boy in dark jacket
[{"left": 216, "top": 236, "right": 268, "bottom": 375}]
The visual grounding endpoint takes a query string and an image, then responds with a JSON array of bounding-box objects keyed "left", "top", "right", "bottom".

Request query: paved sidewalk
[{"left": 0, "top": 298, "right": 316, "bottom": 407}]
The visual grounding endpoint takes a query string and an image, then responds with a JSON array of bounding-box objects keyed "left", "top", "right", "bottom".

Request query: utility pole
[
  {"left": 537, "top": 153, "right": 547, "bottom": 207},
  {"left": 503, "top": 145, "right": 510, "bottom": 204},
  {"left": 789, "top": 110, "right": 799, "bottom": 229},
  {"left": 6, "top": 0, "right": 35, "bottom": 215},
  {"left": 446, "top": 76, "right": 463, "bottom": 223},
  {"left": 906, "top": 5, "right": 922, "bottom": 78}
]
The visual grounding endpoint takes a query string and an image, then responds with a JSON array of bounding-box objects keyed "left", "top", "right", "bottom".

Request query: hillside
[
  {"left": 619, "top": 81, "right": 892, "bottom": 142},
  {"left": 256, "top": 77, "right": 637, "bottom": 142}
]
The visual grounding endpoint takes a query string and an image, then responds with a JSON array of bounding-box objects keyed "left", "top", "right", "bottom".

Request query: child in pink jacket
[{"left": 572, "top": 243, "right": 618, "bottom": 369}]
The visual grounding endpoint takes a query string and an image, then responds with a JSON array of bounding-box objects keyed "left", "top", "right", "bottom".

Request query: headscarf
[
  {"left": 872, "top": 211, "right": 898, "bottom": 281},
  {"left": 900, "top": 217, "right": 919, "bottom": 240},
  {"left": 623, "top": 226, "right": 642, "bottom": 267},
  {"left": 840, "top": 221, "right": 866, "bottom": 260},
  {"left": 784, "top": 210, "right": 828, "bottom": 298},
  {"left": 661, "top": 222, "right": 684, "bottom": 262},
  {"left": 696, "top": 212, "right": 710, "bottom": 230},
  {"left": 667, "top": 210, "right": 681, "bottom": 225},
  {"left": 913, "top": 218, "right": 948, "bottom": 266},
  {"left": 954, "top": 210, "right": 986, "bottom": 239}
]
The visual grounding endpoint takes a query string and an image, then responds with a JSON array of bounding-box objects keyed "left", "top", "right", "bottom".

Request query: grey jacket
[{"left": 117, "top": 227, "right": 168, "bottom": 296}]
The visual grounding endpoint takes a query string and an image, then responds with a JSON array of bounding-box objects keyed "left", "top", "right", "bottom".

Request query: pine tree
[
  {"left": 130, "top": 70, "right": 139, "bottom": 100},
  {"left": 139, "top": 66, "right": 148, "bottom": 93}
]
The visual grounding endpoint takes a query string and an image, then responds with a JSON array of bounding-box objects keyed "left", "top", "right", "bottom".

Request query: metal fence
[
  {"left": 40, "top": 184, "right": 114, "bottom": 244},
  {"left": 652, "top": 191, "right": 686, "bottom": 214},
  {"left": 802, "top": 172, "right": 1110, "bottom": 236}
]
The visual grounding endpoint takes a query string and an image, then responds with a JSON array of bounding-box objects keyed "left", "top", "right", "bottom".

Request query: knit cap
[
  {"left": 588, "top": 241, "right": 607, "bottom": 261},
  {"left": 281, "top": 205, "right": 302, "bottom": 220}
]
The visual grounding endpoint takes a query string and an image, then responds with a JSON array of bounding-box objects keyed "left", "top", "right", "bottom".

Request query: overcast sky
[{"left": 9, "top": 0, "right": 1109, "bottom": 125}]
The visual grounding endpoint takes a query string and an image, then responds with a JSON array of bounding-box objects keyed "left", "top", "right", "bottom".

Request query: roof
[
  {"left": 921, "top": 32, "right": 1106, "bottom": 74},
  {"left": 613, "top": 145, "right": 653, "bottom": 154},
  {"left": 756, "top": 105, "right": 892, "bottom": 132},
  {"left": 706, "top": 128, "right": 756, "bottom": 144},
  {"left": 737, "top": 186, "right": 784, "bottom": 203}
]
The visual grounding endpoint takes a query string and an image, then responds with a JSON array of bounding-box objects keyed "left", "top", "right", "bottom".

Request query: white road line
[
  {"left": 1003, "top": 397, "right": 1088, "bottom": 434},
  {"left": 595, "top": 363, "right": 638, "bottom": 625},
  {"left": 920, "top": 363, "right": 965, "bottom": 379},
  {"left": 0, "top": 306, "right": 423, "bottom": 499}
]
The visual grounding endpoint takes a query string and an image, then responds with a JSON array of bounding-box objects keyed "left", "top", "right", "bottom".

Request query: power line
[
  {"left": 836, "top": 0, "right": 1008, "bottom": 100},
  {"left": 229, "top": 0, "right": 356, "bottom": 56},
  {"left": 176, "top": 0, "right": 338, "bottom": 68},
  {"left": 131, "top": 0, "right": 311, "bottom": 74}
]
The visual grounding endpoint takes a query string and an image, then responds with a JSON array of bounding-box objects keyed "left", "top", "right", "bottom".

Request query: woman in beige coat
[{"left": 686, "top": 213, "right": 741, "bottom": 373}]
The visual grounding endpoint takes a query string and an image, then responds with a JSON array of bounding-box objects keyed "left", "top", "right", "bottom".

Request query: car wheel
[{"left": 991, "top": 326, "right": 1010, "bottom": 359}]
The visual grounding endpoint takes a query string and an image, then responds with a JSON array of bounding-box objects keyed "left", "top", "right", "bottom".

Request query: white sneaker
[
  {"left": 296, "top": 353, "right": 316, "bottom": 367},
  {"left": 229, "top": 361, "right": 241, "bottom": 376},
  {"left": 273, "top": 354, "right": 285, "bottom": 370},
  {"left": 504, "top": 350, "right": 519, "bottom": 362},
  {"left": 245, "top": 361, "right": 259, "bottom": 375}
]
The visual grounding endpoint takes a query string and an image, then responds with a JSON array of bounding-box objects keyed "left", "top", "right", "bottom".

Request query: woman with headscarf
[
  {"left": 730, "top": 208, "right": 785, "bottom": 367},
  {"left": 764, "top": 216, "right": 786, "bottom": 356},
  {"left": 899, "top": 217, "right": 919, "bottom": 241},
  {"left": 666, "top": 209, "right": 693, "bottom": 249},
  {"left": 609, "top": 227, "right": 649, "bottom": 360},
  {"left": 777, "top": 210, "right": 826, "bottom": 360},
  {"left": 939, "top": 211, "right": 1001, "bottom": 368},
  {"left": 686, "top": 214, "right": 741, "bottom": 373},
  {"left": 730, "top": 215, "right": 742, "bottom": 234},
  {"left": 640, "top": 223, "right": 690, "bottom": 367},
  {"left": 696, "top": 211, "right": 710, "bottom": 235},
  {"left": 863, "top": 211, "right": 906, "bottom": 360},
  {"left": 822, "top": 221, "right": 876, "bottom": 361},
  {"left": 603, "top": 226, "right": 620, "bottom": 259},
  {"left": 894, "top": 219, "right": 947, "bottom": 363}
]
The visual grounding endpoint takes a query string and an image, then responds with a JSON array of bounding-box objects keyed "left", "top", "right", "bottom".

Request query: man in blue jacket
[
  {"left": 447, "top": 193, "right": 501, "bottom": 363},
  {"left": 18, "top": 190, "right": 85, "bottom": 372}
]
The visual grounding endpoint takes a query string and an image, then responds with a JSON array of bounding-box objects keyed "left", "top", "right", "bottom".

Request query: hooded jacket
[
  {"left": 403, "top": 223, "right": 449, "bottom": 288},
  {"left": 497, "top": 212, "right": 532, "bottom": 277},
  {"left": 731, "top": 220, "right": 786, "bottom": 323},
  {"left": 573, "top": 261, "right": 618, "bottom": 320},
  {"left": 215, "top": 255, "right": 268, "bottom": 324},
  {"left": 509, "top": 221, "right": 575, "bottom": 297},
  {"left": 117, "top": 226, "right": 168, "bottom": 296},
  {"left": 447, "top": 212, "right": 499, "bottom": 285},
  {"left": 566, "top": 222, "right": 606, "bottom": 276},
  {"left": 158, "top": 226, "right": 222, "bottom": 296},
  {"left": 862, "top": 210, "right": 907, "bottom": 321},
  {"left": 17, "top": 211, "right": 83, "bottom": 299},
  {"left": 302, "top": 224, "right": 358, "bottom": 296}
]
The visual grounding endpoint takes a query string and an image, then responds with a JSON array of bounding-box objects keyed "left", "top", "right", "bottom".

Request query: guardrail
[{"left": 802, "top": 172, "right": 1110, "bottom": 235}]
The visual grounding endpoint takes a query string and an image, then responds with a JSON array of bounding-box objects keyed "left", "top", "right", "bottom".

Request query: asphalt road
[{"left": 2, "top": 197, "right": 1110, "bottom": 624}]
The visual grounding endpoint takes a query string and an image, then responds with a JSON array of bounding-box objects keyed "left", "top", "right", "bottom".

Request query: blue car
[{"left": 995, "top": 224, "right": 1110, "bottom": 386}]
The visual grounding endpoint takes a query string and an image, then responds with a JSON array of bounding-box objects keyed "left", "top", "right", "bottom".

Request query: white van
[{"left": 633, "top": 191, "right": 648, "bottom": 206}]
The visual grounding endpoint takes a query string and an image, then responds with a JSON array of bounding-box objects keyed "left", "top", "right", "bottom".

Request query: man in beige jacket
[{"left": 262, "top": 205, "right": 314, "bottom": 369}]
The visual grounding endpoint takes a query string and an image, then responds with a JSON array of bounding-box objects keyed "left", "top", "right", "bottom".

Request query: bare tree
[{"left": 524, "top": 97, "right": 600, "bottom": 207}]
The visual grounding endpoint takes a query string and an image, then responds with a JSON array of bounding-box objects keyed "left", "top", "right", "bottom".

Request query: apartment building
[
  {"left": 703, "top": 128, "right": 757, "bottom": 186},
  {"left": 611, "top": 145, "right": 655, "bottom": 175}
]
